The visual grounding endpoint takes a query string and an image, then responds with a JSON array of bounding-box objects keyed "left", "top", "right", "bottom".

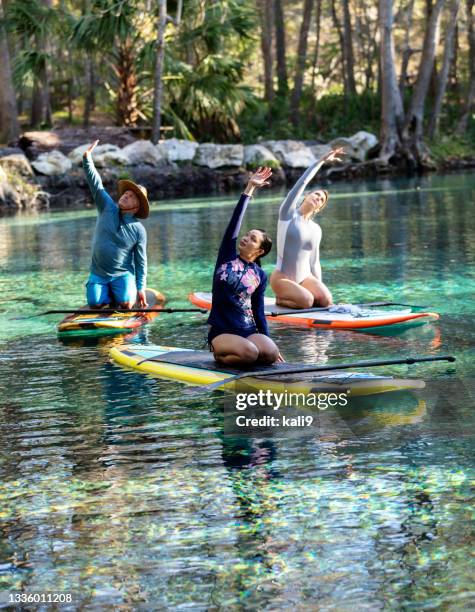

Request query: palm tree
[
  {"left": 6, "top": 0, "right": 56, "bottom": 127},
  {"left": 141, "top": 0, "right": 256, "bottom": 141},
  {"left": 72, "top": 0, "right": 146, "bottom": 126}
]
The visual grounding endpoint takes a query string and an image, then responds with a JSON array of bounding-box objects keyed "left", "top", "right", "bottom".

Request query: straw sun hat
[{"left": 118, "top": 179, "right": 150, "bottom": 219}]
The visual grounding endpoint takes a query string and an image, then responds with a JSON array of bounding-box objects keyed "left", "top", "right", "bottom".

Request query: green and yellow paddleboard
[{"left": 58, "top": 289, "right": 165, "bottom": 337}]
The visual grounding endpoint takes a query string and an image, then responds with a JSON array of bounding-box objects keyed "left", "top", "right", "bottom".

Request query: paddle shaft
[
  {"left": 270, "top": 301, "right": 428, "bottom": 317},
  {"left": 14, "top": 307, "right": 207, "bottom": 320},
  {"left": 202, "top": 355, "right": 455, "bottom": 392}
]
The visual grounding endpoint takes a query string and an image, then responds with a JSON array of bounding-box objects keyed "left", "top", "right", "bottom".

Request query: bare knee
[
  {"left": 301, "top": 293, "right": 314, "bottom": 309},
  {"left": 258, "top": 346, "right": 279, "bottom": 365},
  {"left": 315, "top": 289, "right": 333, "bottom": 307},
  {"left": 239, "top": 343, "right": 259, "bottom": 363},
  {"left": 119, "top": 301, "right": 134, "bottom": 309},
  {"left": 212, "top": 340, "right": 259, "bottom": 365}
]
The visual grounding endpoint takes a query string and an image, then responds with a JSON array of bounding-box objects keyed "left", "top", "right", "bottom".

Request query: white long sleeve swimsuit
[{"left": 276, "top": 157, "right": 326, "bottom": 284}]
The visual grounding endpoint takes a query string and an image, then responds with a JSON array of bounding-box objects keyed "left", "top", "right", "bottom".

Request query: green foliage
[
  {"left": 5, "top": 0, "right": 57, "bottom": 38},
  {"left": 71, "top": 0, "right": 139, "bottom": 47},
  {"left": 429, "top": 134, "right": 475, "bottom": 160},
  {"left": 6, "top": 0, "right": 59, "bottom": 88},
  {"left": 245, "top": 159, "right": 280, "bottom": 170},
  {"left": 240, "top": 91, "right": 381, "bottom": 143}
]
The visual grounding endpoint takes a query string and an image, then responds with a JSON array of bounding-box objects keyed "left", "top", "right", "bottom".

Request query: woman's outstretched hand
[
  {"left": 323, "top": 146, "right": 345, "bottom": 164},
  {"left": 84, "top": 140, "right": 100, "bottom": 157},
  {"left": 244, "top": 166, "right": 272, "bottom": 197}
]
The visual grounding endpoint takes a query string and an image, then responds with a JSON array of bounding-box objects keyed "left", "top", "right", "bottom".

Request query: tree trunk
[
  {"left": 176, "top": 0, "right": 182, "bottom": 24},
  {"left": 379, "top": 0, "right": 405, "bottom": 162},
  {"left": 258, "top": 0, "right": 274, "bottom": 104},
  {"left": 402, "top": 0, "right": 445, "bottom": 164},
  {"left": 331, "top": 0, "right": 347, "bottom": 95},
  {"left": 310, "top": 0, "right": 322, "bottom": 92},
  {"left": 399, "top": 0, "right": 416, "bottom": 97},
  {"left": 448, "top": 22, "right": 459, "bottom": 97},
  {"left": 41, "top": 0, "right": 52, "bottom": 126},
  {"left": 357, "top": 0, "right": 379, "bottom": 92},
  {"left": 342, "top": 0, "right": 357, "bottom": 95},
  {"left": 290, "top": 0, "right": 313, "bottom": 123},
  {"left": 0, "top": 0, "right": 19, "bottom": 143},
  {"left": 31, "top": 75, "right": 43, "bottom": 127},
  {"left": 116, "top": 39, "right": 139, "bottom": 127},
  {"left": 274, "top": 0, "right": 288, "bottom": 95},
  {"left": 428, "top": 0, "right": 461, "bottom": 137},
  {"left": 83, "top": 52, "right": 94, "bottom": 128},
  {"left": 151, "top": 0, "right": 167, "bottom": 143},
  {"left": 457, "top": 0, "right": 475, "bottom": 133},
  {"left": 67, "top": 48, "right": 74, "bottom": 123}
]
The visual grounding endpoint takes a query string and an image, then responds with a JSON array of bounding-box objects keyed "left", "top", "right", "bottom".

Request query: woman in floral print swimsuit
[{"left": 208, "top": 167, "right": 283, "bottom": 366}]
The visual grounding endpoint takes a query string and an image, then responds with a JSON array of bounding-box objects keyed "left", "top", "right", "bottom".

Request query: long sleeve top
[
  {"left": 208, "top": 193, "right": 269, "bottom": 336},
  {"left": 276, "top": 156, "right": 326, "bottom": 284},
  {"left": 83, "top": 154, "right": 147, "bottom": 290}
]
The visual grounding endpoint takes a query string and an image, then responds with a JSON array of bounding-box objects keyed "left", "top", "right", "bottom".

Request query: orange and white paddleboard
[{"left": 189, "top": 292, "right": 439, "bottom": 335}]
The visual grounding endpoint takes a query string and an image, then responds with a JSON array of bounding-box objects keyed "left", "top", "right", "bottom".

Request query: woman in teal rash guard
[
  {"left": 82, "top": 140, "right": 149, "bottom": 309},
  {"left": 270, "top": 147, "right": 344, "bottom": 309},
  {"left": 208, "top": 167, "right": 283, "bottom": 366}
]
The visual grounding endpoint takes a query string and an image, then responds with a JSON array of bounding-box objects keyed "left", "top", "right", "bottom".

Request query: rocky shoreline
[{"left": 1, "top": 128, "right": 474, "bottom": 211}]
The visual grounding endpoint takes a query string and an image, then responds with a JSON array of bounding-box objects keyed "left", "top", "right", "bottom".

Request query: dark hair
[{"left": 255, "top": 228, "right": 272, "bottom": 267}]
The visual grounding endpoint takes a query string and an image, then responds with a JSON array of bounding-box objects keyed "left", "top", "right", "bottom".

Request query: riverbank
[{"left": 1, "top": 127, "right": 475, "bottom": 211}]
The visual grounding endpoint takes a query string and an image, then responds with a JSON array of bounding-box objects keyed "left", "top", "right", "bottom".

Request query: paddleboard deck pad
[
  {"left": 189, "top": 292, "right": 439, "bottom": 333},
  {"left": 58, "top": 289, "right": 165, "bottom": 336},
  {"left": 110, "top": 344, "right": 425, "bottom": 396}
]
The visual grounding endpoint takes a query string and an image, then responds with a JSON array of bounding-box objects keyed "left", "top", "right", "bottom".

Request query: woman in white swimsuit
[{"left": 270, "top": 147, "right": 344, "bottom": 309}]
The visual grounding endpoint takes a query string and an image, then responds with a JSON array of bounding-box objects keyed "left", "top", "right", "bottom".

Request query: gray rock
[
  {"left": 261, "top": 140, "right": 317, "bottom": 168},
  {"left": 0, "top": 154, "right": 34, "bottom": 177},
  {"left": 68, "top": 144, "right": 90, "bottom": 165},
  {"left": 121, "top": 140, "right": 167, "bottom": 166},
  {"left": 330, "top": 131, "right": 378, "bottom": 162},
  {"left": 194, "top": 143, "right": 244, "bottom": 168},
  {"left": 161, "top": 138, "right": 198, "bottom": 162},
  {"left": 0, "top": 147, "right": 25, "bottom": 158},
  {"left": 243, "top": 144, "right": 280, "bottom": 167},
  {"left": 68, "top": 143, "right": 126, "bottom": 166},
  {"left": 95, "top": 149, "right": 130, "bottom": 167},
  {"left": 31, "top": 150, "right": 72, "bottom": 175},
  {"left": 309, "top": 144, "right": 332, "bottom": 160}
]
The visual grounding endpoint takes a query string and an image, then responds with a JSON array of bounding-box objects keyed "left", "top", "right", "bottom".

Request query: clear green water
[{"left": 0, "top": 172, "right": 474, "bottom": 609}]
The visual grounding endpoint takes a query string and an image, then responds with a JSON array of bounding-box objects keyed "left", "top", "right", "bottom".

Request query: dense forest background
[{"left": 0, "top": 0, "right": 474, "bottom": 168}]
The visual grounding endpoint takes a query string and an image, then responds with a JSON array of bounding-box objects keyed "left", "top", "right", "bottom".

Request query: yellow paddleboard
[{"left": 109, "top": 344, "right": 426, "bottom": 397}]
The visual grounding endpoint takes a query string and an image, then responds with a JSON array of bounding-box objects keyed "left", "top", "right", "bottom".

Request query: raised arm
[
  {"left": 215, "top": 167, "right": 272, "bottom": 268},
  {"left": 279, "top": 147, "right": 344, "bottom": 221},
  {"left": 82, "top": 140, "right": 114, "bottom": 212}
]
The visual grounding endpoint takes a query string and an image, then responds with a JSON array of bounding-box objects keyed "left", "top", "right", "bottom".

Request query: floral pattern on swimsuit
[{"left": 216, "top": 258, "right": 261, "bottom": 327}]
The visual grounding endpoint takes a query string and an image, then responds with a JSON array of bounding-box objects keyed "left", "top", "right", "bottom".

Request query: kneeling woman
[
  {"left": 270, "top": 147, "right": 343, "bottom": 309},
  {"left": 208, "top": 167, "right": 282, "bottom": 366}
]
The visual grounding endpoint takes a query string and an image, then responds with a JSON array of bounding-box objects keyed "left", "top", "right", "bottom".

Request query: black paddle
[
  {"left": 189, "top": 355, "right": 455, "bottom": 394},
  {"left": 269, "top": 302, "right": 429, "bottom": 317},
  {"left": 12, "top": 307, "right": 207, "bottom": 320}
]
